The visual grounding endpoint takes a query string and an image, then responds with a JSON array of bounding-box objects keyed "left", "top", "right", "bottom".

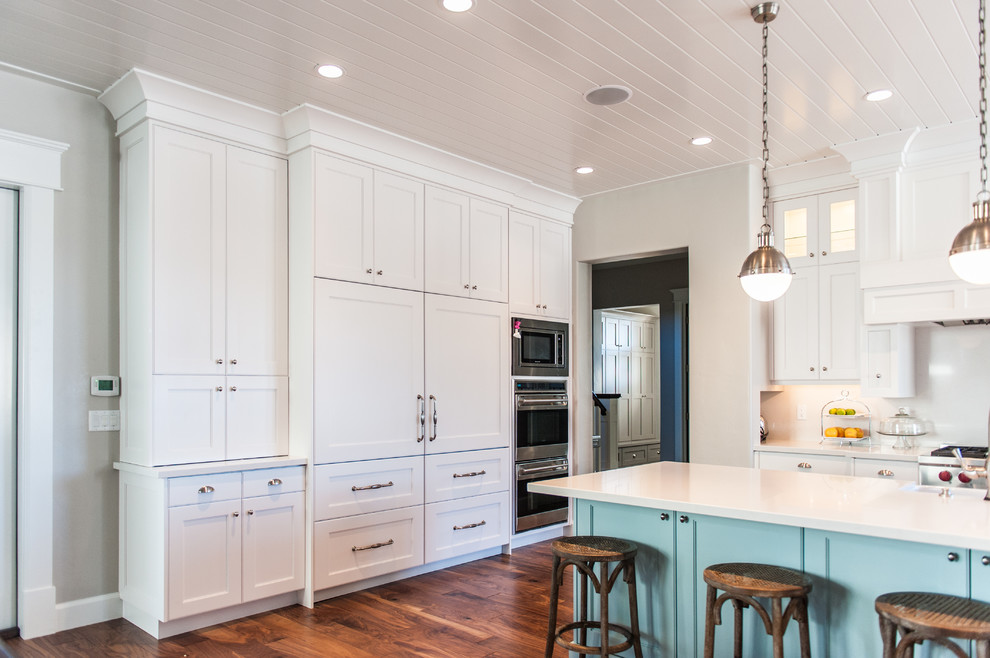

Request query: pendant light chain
[
  {"left": 981, "top": 0, "right": 988, "bottom": 196},
  {"left": 762, "top": 17, "right": 771, "bottom": 228}
]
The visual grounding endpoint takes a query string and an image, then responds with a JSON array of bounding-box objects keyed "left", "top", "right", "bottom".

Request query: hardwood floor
[{"left": 6, "top": 539, "right": 570, "bottom": 657}]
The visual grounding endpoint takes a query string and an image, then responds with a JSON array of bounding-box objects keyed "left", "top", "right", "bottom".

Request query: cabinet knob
[
  {"left": 472, "top": 285, "right": 478, "bottom": 290},
  {"left": 631, "top": 452, "right": 639, "bottom": 458},
  {"left": 542, "top": 304, "right": 547, "bottom": 309},
  {"left": 230, "top": 358, "right": 237, "bottom": 365},
  {"left": 198, "top": 485, "right": 215, "bottom": 494},
  {"left": 536, "top": 305, "right": 541, "bottom": 310},
  {"left": 232, "top": 511, "right": 239, "bottom": 518},
  {"left": 809, "top": 367, "right": 815, "bottom": 372},
  {"left": 821, "top": 250, "right": 827, "bottom": 256},
  {"left": 268, "top": 478, "right": 283, "bottom": 486},
  {"left": 878, "top": 469, "right": 894, "bottom": 477},
  {"left": 947, "top": 552, "right": 959, "bottom": 562},
  {"left": 464, "top": 284, "right": 470, "bottom": 289},
  {"left": 660, "top": 513, "right": 670, "bottom": 521},
  {"left": 216, "top": 358, "right": 223, "bottom": 364},
  {"left": 230, "top": 386, "right": 237, "bottom": 392},
  {"left": 822, "top": 366, "right": 828, "bottom": 372},
  {"left": 679, "top": 515, "right": 689, "bottom": 523},
  {"left": 798, "top": 462, "right": 812, "bottom": 469},
  {"left": 809, "top": 252, "right": 814, "bottom": 258},
  {"left": 982, "top": 556, "right": 990, "bottom": 566},
  {"left": 247, "top": 510, "right": 254, "bottom": 515},
  {"left": 216, "top": 386, "right": 223, "bottom": 392},
  {"left": 876, "top": 373, "right": 882, "bottom": 379},
  {"left": 367, "top": 268, "right": 373, "bottom": 274},
  {"left": 377, "top": 270, "right": 383, "bottom": 276}
]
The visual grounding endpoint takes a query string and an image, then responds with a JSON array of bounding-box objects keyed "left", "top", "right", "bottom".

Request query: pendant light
[
  {"left": 949, "top": 0, "right": 990, "bottom": 284},
  {"left": 738, "top": 2, "right": 793, "bottom": 302}
]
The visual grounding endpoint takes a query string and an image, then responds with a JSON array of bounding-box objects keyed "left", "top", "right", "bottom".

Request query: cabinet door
[
  {"left": 467, "top": 198, "right": 509, "bottom": 302},
  {"left": 539, "top": 220, "right": 571, "bottom": 319},
  {"left": 152, "top": 375, "right": 226, "bottom": 465},
  {"left": 152, "top": 127, "right": 226, "bottom": 376},
  {"left": 241, "top": 491, "right": 305, "bottom": 602},
  {"left": 817, "top": 189, "right": 858, "bottom": 265},
  {"left": 167, "top": 498, "right": 241, "bottom": 619},
  {"left": 424, "top": 186, "right": 470, "bottom": 297},
  {"left": 425, "top": 295, "right": 509, "bottom": 453},
  {"left": 508, "top": 212, "right": 540, "bottom": 315},
  {"left": 313, "top": 280, "right": 425, "bottom": 463},
  {"left": 226, "top": 147, "right": 288, "bottom": 376},
  {"left": 861, "top": 324, "right": 915, "bottom": 397},
  {"left": 313, "top": 153, "right": 374, "bottom": 284},
  {"left": 818, "top": 261, "right": 860, "bottom": 381},
  {"left": 772, "top": 268, "right": 818, "bottom": 381},
  {"left": 225, "top": 376, "right": 288, "bottom": 460},
  {"left": 774, "top": 195, "right": 818, "bottom": 271},
  {"left": 374, "top": 171, "right": 424, "bottom": 291},
  {"left": 633, "top": 320, "right": 655, "bottom": 352}
]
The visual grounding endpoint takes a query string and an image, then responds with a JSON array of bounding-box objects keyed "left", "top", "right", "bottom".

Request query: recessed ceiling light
[
  {"left": 584, "top": 85, "right": 632, "bottom": 106},
  {"left": 441, "top": 0, "right": 475, "bottom": 12},
  {"left": 691, "top": 136, "right": 713, "bottom": 146},
  {"left": 865, "top": 89, "right": 893, "bottom": 102},
  {"left": 575, "top": 166, "right": 595, "bottom": 175},
  {"left": 316, "top": 64, "right": 345, "bottom": 79}
]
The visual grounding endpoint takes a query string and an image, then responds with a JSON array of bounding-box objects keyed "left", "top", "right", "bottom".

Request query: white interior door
[{"left": 0, "top": 187, "right": 16, "bottom": 630}]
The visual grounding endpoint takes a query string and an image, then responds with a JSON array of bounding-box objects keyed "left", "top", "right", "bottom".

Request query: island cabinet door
[
  {"left": 574, "top": 500, "right": 675, "bottom": 657},
  {"left": 973, "top": 550, "right": 990, "bottom": 602},
  {"left": 804, "top": 529, "right": 969, "bottom": 658},
  {"left": 676, "top": 514, "right": 804, "bottom": 658}
]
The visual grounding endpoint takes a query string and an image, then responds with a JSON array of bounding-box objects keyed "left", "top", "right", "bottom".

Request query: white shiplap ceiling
[{"left": 0, "top": 0, "right": 978, "bottom": 198}]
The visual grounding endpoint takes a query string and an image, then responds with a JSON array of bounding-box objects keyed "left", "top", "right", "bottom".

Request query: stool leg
[
  {"left": 977, "top": 639, "right": 990, "bottom": 658},
  {"left": 579, "top": 563, "right": 589, "bottom": 658},
  {"left": 796, "top": 597, "right": 811, "bottom": 658},
  {"left": 703, "top": 585, "right": 718, "bottom": 658},
  {"left": 771, "top": 597, "right": 784, "bottom": 658},
  {"left": 732, "top": 599, "right": 745, "bottom": 658},
  {"left": 878, "top": 613, "right": 896, "bottom": 658},
  {"left": 545, "top": 554, "right": 561, "bottom": 658},
  {"left": 624, "top": 559, "right": 644, "bottom": 658},
  {"left": 599, "top": 561, "right": 610, "bottom": 657}
]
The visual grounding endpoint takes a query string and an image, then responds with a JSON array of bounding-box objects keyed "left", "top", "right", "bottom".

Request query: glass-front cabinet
[{"left": 775, "top": 188, "right": 858, "bottom": 269}]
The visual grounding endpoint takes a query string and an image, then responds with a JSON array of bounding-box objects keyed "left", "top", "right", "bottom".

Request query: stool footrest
[{"left": 553, "top": 620, "right": 635, "bottom": 655}]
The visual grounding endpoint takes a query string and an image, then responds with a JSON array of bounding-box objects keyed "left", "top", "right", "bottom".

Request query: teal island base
[{"left": 576, "top": 499, "right": 989, "bottom": 657}]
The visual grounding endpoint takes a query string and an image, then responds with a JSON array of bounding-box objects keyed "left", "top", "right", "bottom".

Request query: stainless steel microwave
[{"left": 512, "top": 317, "right": 568, "bottom": 377}]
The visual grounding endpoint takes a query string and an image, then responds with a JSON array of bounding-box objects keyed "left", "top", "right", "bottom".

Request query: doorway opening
[{"left": 590, "top": 251, "right": 688, "bottom": 471}]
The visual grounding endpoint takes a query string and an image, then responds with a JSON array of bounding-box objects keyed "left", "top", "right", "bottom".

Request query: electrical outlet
[
  {"left": 796, "top": 404, "right": 807, "bottom": 420},
  {"left": 89, "top": 410, "right": 120, "bottom": 432}
]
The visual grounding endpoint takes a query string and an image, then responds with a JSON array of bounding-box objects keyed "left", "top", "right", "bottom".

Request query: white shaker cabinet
[
  {"left": 508, "top": 211, "right": 571, "bottom": 320},
  {"left": 861, "top": 324, "right": 915, "bottom": 398},
  {"left": 425, "top": 186, "right": 509, "bottom": 302},
  {"left": 313, "top": 153, "right": 425, "bottom": 291},
  {"left": 168, "top": 497, "right": 242, "bottom": 618},
  {"left": 121, "top": 124, "right": 288, "bottom": 466}
]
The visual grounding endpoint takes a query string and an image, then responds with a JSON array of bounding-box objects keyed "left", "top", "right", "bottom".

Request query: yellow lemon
[
  {"left": 844, "top": 427, "right": 859, "bottom": 439},
  {"left": 845, "top": 409, "right": 856, "bottom": 416},
  {"left": 824, "top": 427, "right": 839, "bottom": 438},
  {"left": 828, "top": 408, "right": 839, "bottom": 415}
]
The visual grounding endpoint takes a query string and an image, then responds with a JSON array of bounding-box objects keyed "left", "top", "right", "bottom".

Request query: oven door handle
[
  {"left": 515, "top": 397, "right": 568, "bottom": 410},
  {"left": 518, "top": 464, "right": 568, "bottom": 477}
]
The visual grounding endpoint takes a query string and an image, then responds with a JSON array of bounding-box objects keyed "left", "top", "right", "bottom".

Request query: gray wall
[{"left": 0, "top": 69, "right": 118, "bottom": 603}]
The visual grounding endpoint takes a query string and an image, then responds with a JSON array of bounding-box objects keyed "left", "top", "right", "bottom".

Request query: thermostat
[{"left": 91, "top": 375, "right": 120, "bottom": 397}]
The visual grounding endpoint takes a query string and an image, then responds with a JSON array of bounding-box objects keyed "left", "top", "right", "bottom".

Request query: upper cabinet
[
  {"left": 509, "top": 211, "right": 571, "bottom": 320},
  {"left": 313, "top": 153, "right": 425, "bottom": 291},
  {"left": 121, "top": 124, "right": 289, "bottom": 466},
  {"left": 425, "top": 187, "right": 509, "bottom": 303},
  {"left": 772, "top": 189, "right": 860, "bottom": 383}
]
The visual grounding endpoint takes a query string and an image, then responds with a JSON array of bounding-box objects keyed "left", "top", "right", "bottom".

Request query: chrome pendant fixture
[
  {"left": 739, "top": 2, "right": 793, "bottom": 302},
  {"left": 950, "top": 0, "right": 990, "bottom": 285}
]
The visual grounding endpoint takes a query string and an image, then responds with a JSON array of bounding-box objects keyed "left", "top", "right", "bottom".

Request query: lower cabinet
[
  {"left": 118, "top": 462, "right": 306, "bottom": 634},
  {"left": 618, "top": 443, "right": 661, "bottom": 468},
  {"left": 757, "top": 450, "right": 919, "bottom": 482},
  {"left": 574, "top": 499, "right": 973, "bottom": 657}
]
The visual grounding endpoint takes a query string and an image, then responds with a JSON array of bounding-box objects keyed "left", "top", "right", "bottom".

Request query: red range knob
[
  {"left": 939, "top": 470, "right": 953, "bottom": 482},
  {"left": 959, "top": 473, "right": 973, "bottom": 484}
]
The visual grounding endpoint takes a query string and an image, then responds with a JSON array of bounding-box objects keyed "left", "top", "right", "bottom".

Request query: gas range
[{"left": 918, "top": 445, "right": 990, "bottom": 488}]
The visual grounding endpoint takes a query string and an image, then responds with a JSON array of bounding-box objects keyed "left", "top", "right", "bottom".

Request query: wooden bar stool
[
  {"left": 544, "top": 535, "right": 644, "bottom": 657},
  {"left": 875, "top": 591, "right": 990, "bottom": 657},
  {"left": 703, "top": 562, "right": 812, "bottom": 658}
]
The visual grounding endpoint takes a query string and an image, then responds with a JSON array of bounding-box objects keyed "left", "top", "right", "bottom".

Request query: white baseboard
[
  {"left": 509, "top": 522, "right": 569, "bottom": 550},
  {"left": 56, "top": 593, "right": 122, "bottom": 633}
]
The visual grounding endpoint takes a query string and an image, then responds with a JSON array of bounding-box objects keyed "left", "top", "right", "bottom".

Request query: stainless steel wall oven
[
  {"left": 514, "top": 457, "right": 569, "bottom": 533},
  {"left": 513, "top": 380, "right": 569, "bottom": 533}
]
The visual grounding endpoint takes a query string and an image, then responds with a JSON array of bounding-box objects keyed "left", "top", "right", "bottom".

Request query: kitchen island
[{"left": 531, "top": 461, "right": 990, "bottom": 657}]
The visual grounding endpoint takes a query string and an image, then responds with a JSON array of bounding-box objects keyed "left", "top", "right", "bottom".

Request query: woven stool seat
[
  {"left": 876, "top": 591, "right": 990, "bottom": 658},
  {"left": 544, "top": 535, "right": 643, "bottom": 657},
  {"left": 703, "top": 562, "right": 812, "bottom": 658}
]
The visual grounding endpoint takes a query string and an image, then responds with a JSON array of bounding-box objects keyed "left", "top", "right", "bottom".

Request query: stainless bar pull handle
[
  {"left": 417, "top": 394, "right": 426, "bottom": 443},
  {"left": 453, "top": 520, "right": 486, "bottom": 531},
  {"left": 518, "top": 464, "right": 566, "bottom": 475},
  {"left": 877, "top": 469, "right": 894, "bottom": 477},
  {"left": 352, "top": 538, "right": 394, "bottom": 552},
  {"left": 453, "top": 470, "right": 486, "bottom": 478},
  {"left": 268, "top": 478, "right": 282, "bottom": 486},
  {"left": 429, "top": 394, "right": 438, "bottom": 441},
  {"left": 351, "top": 481, "right": 394, "bottom": 492},
  {"left": 198, "top": 485, "right": 215, "bottom": 494}
]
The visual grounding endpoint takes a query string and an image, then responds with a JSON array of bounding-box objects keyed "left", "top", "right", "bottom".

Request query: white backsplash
[{"left": 761, "top": 324, "right": 990, "bottom": 448}]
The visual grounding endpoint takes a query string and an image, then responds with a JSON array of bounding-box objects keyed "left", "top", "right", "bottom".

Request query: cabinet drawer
[
  {"left": 243, "top": 466, "right": 304, "bottom": 498},
  {"left": 313, "top": 506, "right": 424, "bottom": 590},
  {"left": 314, "top": 457, "right": 424, "bottom": 521},
  {"left": 168, "top": 472, "right": 241, "bottom": 507},
  {"left": 425, "top": 491, "right": 510, "bottom": 563},
  {"left": 757, "top": 452, "right": 851, "bottom": 475},
  {"left": 852, "top": 459, "right": 918, "bottom": 481},
  {"left": 425, "top": 448, "right": 511, "bottom": 503},
  {"left": 619, "top": 446, "right": 650, "bottom": 468}
]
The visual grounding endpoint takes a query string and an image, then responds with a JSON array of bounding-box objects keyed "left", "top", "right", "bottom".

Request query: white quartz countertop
[
  {"left": 529, "top": 461, "right": 990, "bottom": 552},
  {"left": 755, "top": 439, "right": 930, "bottom": 462}
]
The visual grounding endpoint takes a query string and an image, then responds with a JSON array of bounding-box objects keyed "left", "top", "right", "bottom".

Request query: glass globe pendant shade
[
  {"left": 739, "top": 225, "right": 794, "bottom": 302},
  {"left": 949, "top": 199, "right": 990, "bottom": 284}
]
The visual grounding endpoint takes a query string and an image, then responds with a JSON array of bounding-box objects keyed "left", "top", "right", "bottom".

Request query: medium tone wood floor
[{"left": 6, "top": 539, "right": 570, "bottom": 657}]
